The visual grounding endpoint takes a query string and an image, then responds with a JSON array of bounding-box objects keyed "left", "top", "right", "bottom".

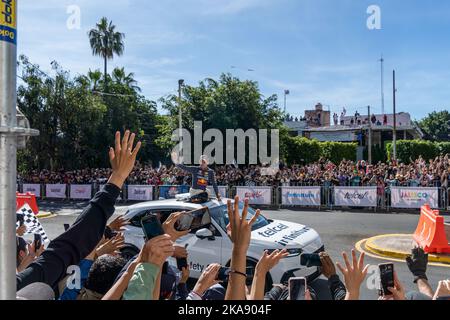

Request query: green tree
[
  {"left": 17, "top": 56, "right": 164, "bottom": 171},
  {"left": 157, "top": 73, "right": 287, "bottom": 164},
  {"left": 417, "top": 110, "right": 450, "bottom": 141},
  {"left": 88, "top": 17, "right": 125, "bottom": 90}
]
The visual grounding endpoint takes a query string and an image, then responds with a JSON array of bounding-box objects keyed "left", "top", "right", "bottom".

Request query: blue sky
[{"left": 18, "top": 0, "right": 450, "bottom": 120}]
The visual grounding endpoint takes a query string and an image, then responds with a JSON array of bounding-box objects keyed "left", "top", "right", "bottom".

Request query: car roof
[{"left": 125, "top": 197, "right": 231, "bottom": 213}]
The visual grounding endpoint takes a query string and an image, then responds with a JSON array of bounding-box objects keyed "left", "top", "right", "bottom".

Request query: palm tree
[
  {"left": 88, "top": 17, "right": 125, "bottom": 90},
  {"left": 112, "top": 67, "right": 141, "bottom": 92}
]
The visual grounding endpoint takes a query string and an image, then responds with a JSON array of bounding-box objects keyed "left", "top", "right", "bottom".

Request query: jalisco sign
[
  {"left": 390, "top": 187, "right": 439, "bottom": 209},
  {"left": 0, "top": 0, "right": 16, "bottom": 44}
]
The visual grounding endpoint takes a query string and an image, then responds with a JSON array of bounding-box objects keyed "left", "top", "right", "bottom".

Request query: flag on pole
[{"left": 16, "top": 204, "right": 50, "bottom": 243}]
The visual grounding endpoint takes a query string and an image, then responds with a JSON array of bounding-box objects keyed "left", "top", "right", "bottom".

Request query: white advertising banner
[
  {"left": 23, "top": 184, "right": 41, "bottom": 197},
  {"left": 207, "top": 186, "right": 228, "bottom": 198},
  {"left": 281, "top": 187, "right": 321, "bottom": 206},
  {"left": 334, "top": 186, "right": 377, "bottom": 207},
  {"left": 390, "top": 187, "right": 439, "bottom": 209},
  {"left": 127, "top": 185, "right": 154, "bottom": 201},
  {"left": 46, "top": 184, "right": 67, "bottom": 199},
  {"left": 236, "top": 186, "right": 272, "bottom": 205},
  {"left": 70, "top": 184, "right": 92, "bottom": 199}
]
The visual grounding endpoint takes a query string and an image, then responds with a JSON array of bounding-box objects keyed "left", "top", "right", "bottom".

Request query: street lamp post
[
  {"left": 284, "top": 90, "right": 290, "bottom": 114},
  {"left": 178, "top": 79, "right": 184, "bottom": 160}
]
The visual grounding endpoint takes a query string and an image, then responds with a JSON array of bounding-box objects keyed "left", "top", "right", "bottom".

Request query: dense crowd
[
  {"left": 19, "top": 154, "right": 450, "bottom": 189},
  {"left": 14, "top": 131, "right": 450, "bottom": 301}
]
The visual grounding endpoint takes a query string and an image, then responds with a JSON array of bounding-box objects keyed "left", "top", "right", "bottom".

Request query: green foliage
[
  {"left": 17, "top": 55, "right": 163, "bottom": 171},
  {"left": 386, "top": 140, "right": 440, "bottom": 163},
  {"left": 157, "top": 73, "right": 286, "bottom": 164},
  {"left": 284, "top": 137, "right": 356, "bottom": 165},
  {"left": 417, "top": 110, "right": 450, "bottom": 141},
  {"left": 437, "top": 142, "right": 450, "bottom": 155},
  {"left": 320, "top": 141, "right": 357, "bottom": 164},
  {"left": 284, "top": 137, "right": 321, "bottom": 165}
]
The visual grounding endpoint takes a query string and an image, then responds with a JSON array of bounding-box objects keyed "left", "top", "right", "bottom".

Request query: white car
[{"left": 121, "top": 196, "right": 324, "bottom": 287}]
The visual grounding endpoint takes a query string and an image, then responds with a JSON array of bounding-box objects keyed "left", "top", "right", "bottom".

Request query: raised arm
[{"left": 17, "top": 131, "right": 141, "bottom": 291}]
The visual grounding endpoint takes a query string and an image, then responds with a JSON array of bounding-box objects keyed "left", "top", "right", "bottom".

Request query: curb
[
  {"left": 365, "top": 234, "right": 450, "bottom": 265},
  {"left": 36, "top": 211, "right": 55, "bottom": 219}
]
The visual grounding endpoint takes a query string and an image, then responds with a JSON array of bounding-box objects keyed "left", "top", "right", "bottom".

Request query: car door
[{"left": 166, "top": 207, "right": 224, "bottom": 279}]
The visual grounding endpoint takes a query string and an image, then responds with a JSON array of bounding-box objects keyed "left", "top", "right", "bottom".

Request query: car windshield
[{"left": 209, "top": 202, "right": 270, "bottom": 232}]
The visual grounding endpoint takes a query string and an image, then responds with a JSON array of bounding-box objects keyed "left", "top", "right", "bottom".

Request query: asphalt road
[{"left": 37, "top": 201, "right": 449, "bottom": 300}]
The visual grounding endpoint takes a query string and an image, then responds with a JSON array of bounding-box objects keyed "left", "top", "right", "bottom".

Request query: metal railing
[{"left": 16, "top": 183, "right": 450, "bottom": 211}]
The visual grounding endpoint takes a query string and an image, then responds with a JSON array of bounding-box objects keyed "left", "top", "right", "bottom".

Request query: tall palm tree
[
  {"left": 88, "top": 17, "right": 125, "bottom": 91},
  {"left": 112, "top": 67, "right": 141, "bottom": 92}
]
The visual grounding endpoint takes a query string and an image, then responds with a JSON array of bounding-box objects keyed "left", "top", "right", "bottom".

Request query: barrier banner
[
  {"left": 390, "top": 187, "right": 439, "bottom": 209},
  {"left": 70, "top": 184, "right": 92, "bottom": 200},
  {"left": 45, "top": 184, "right": 67, "bottom": 199},
  {"left": 281, "top": 187, "right": 321, "bottom": 206},
  {"left": 23, "top": 184, "right": 41, "bottom": 198},
  {"left": 207, "top": 186, "right": 228, "bottom": 198},
  {"left": 334, "top": 186, "right": 377, "bottom": 207},
  {"left": 128, "top": 185, "right": 154, "bottom": 201},
  {"left": 236, "top": 186, "right": 272, "bottom": 205},
  {"left": 159, "top": 185, "right": 190, "bottom": 199}
]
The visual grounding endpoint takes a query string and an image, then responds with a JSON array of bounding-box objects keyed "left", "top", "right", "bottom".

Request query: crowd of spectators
[
  {"left": 19, "top": 154, "right": 450, "bottom": 189},
  {"left": 14, "top": 131, "right": 450, "bottom": 301}
]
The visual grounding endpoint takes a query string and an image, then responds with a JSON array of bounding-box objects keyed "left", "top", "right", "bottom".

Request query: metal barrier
[{"left": 15, "top": 182, "right": 450, "bottom": 212}]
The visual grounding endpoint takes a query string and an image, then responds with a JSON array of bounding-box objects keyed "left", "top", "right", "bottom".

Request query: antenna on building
[{"left": 379, "top": 55, "right": 385, "bottom": 116}]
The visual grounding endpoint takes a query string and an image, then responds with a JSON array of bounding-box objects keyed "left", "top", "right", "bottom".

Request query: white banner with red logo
[
  {"left": 207, "top": 186, "right": 228, "bottom": 198},
  {"left": 23, "top": 184, "right": 41, "bottom": 197},
  {"left": 46, "top": 184, "right": 67, "bottom": 199},
  {"left": 281, "top": 186, "right": 321, "bottom": 206},
  {"left": 70, "top": 184, "right": 92, "bottom": 199},
  {"left": 334, "top": 186, "right": 377, "bottom": 207},
  {"left": 127, "top": 185, "right": 154, "bottom": 201},
  {"left": 236, "top": 186, "right": 272, "bottom": 205},
  {"left": 390, "top": 187, "right": 439, "bottom": 208}
]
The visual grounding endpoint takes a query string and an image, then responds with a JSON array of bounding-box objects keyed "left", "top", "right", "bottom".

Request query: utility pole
[
  {"left": 379, "top": 55, "right": 385, "bottom": 116},
  {"left": 178, "top": 79, "right": 184, "bottom": 161},
  {"left": 368, "top": 105, "right": 372, "bottom": 165},
  {"left": 392, "top": 70, "right": 397, "bottom": 161}
]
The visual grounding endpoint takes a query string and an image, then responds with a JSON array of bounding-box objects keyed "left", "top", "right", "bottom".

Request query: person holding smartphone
[
  {"left": 176, "top": 155, "right": 221, "bottom": 202},
  {"left": 16, "top": 130, "right": 141, "bottom": 292}
]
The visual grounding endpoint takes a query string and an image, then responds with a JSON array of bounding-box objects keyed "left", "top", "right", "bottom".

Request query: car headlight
[{"left": 265, "top": 248, "right": 302, "bottom": 257}]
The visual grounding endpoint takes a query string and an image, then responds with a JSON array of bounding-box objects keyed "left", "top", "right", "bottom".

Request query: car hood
[{"left": 250, "top": 219, "right": 322, "bottom": 252}]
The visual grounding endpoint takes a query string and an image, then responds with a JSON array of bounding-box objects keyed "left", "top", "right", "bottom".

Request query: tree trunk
[{"left": 104, "top": 55, "right": 108, "bottom": 92}]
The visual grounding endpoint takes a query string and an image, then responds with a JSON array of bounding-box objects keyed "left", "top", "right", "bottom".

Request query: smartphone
[
  {"left": 378, "top": 263, "right": 394, "bottom": 296},
  {"left": 300, "top": 253, "right": 322, "bottom": 267},
  {"left": 141, "top": 214, "right": 164, "bottom": 241},
  {"left": 176, "top": 207, "right": 211, "bottom": 231},
  {"left": 16, "top": 214, "right": 24, "bottom": 226},
  {"left": 288, "top": 277, "right": 307, "bottom": 300},
  {"left": 176, "top": 244, "right": 189, "bottom": 270},
  {"left": 216, "top": 266, "right": 254, "bottom": 282},
  {"left": 34, "top": 233, "right": 42, "bottom": 249},
  {"left": 63, "top": 223, "right": 70, "bottom": 231}
]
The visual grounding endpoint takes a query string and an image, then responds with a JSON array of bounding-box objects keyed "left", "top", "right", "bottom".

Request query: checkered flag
[{"left": 16, "top": 204, "right": 50, "bottom": 243}]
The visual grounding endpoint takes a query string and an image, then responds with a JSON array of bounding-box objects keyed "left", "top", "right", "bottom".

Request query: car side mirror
[{"left": 195, "top": 228, "right": 214, "bottom": 240}]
